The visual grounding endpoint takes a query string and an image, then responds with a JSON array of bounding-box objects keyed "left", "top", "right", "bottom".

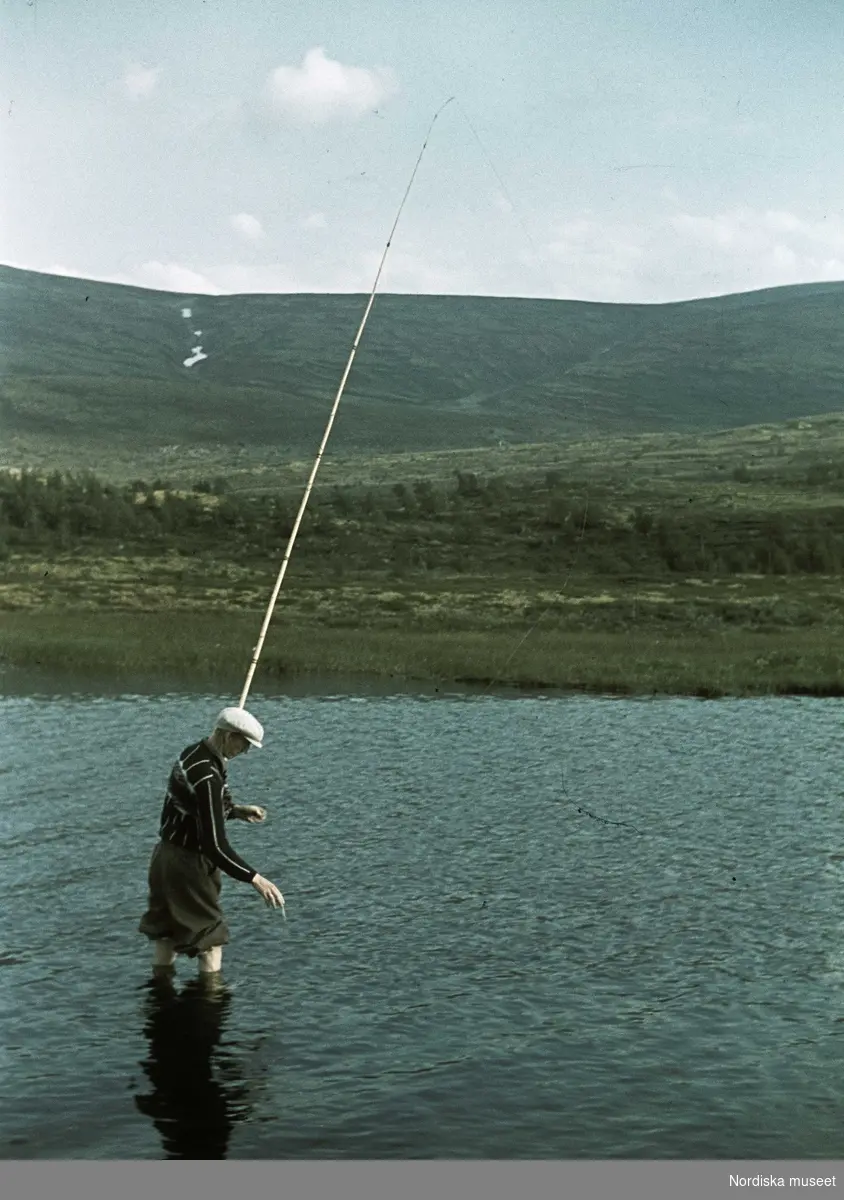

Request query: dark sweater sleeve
[{"left": 195, "top": 775, "right": 258, "bottom": 883}]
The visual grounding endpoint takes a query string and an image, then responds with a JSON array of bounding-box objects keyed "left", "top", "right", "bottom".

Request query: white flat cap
[{"left": 215, "top": 706, "right": 264, "bottom": 748}]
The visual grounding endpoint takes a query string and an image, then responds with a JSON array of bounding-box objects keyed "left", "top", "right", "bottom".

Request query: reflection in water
[{"left": 134, "top": 973, "right": 253, "bottom": 1159}]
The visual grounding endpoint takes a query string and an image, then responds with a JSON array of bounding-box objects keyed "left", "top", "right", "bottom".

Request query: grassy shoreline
[
  {"left": 4, "top": 608, "right": 844, "bottom": 697},
  {"left": 8, "top": 413, "right": 844, "bottom": 699}
]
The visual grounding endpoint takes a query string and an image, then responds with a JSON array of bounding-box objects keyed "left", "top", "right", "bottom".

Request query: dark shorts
[{"left": 138, "top": 839, "right": 230, "bottom": 956}]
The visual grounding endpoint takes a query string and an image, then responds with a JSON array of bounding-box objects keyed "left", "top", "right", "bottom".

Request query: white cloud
[
  {"left": 230, "top": 212, "right": 265, "bottom": 241},
  {"left": 204, "top": 264, "right": 303, "bottom": 292},
  {"left": 17, "top": 203, "right": 844, "bottom": 306},
  {"left": 762, "top": 211, "right": 803, "bottom": 235},
  {"left": 265, "top": 47, "right": 398, "bottom": 124},
  {"left": 124, "top": 65, "right": 160, "bottom": 100},
  {"left": 301, "top": 212, "right": 327, "bottom": 230},
  {"left": 369, "top": 244, "right": 487, "bottom": 295},
  {"left": 546, "top": 218, "right": 644, "bottom": 300},
  {"left": 45, "top": 262, "right": 90, "bottom": 280},
  {"left": 670, "top": 211, "right": 747, "bottom": 249},
  {"left": 541, "top": 206, "right": 844, "bottom": 302},
  {"left": 13, "top": 260, "right": 217, "bottom": 294},
  {"left": 665, "top": 207, "right": 844, "bottom": 295},
  {"left": 771, "top": 244, "right": 798, "bottom": 268},
  {"left": 132, "top": 261, "right": 221, "bottom": 294},
  {"left": 670, "top": 208, "right": 844, "bottom": 258},
  {"left": 115, "top": 251, "right": 481, "bottom": 297}
]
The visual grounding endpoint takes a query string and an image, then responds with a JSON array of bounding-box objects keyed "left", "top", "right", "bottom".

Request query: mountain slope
[{"left": 2, "top": 265, "right": 844, "bottom": 464}]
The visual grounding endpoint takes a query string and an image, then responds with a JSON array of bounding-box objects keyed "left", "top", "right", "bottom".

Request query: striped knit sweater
[{"left": 157, "top": 739, "right": 257, "bottom": 883}]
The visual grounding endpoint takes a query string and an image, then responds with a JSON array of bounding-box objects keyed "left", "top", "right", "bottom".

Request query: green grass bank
[{"left": 5, "top": 606, "right": 844, "bottom": 697}]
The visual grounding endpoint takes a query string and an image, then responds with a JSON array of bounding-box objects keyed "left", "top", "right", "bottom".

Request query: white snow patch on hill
[{"left": 183, "top": 345, "right": 208, "bottom": 367}]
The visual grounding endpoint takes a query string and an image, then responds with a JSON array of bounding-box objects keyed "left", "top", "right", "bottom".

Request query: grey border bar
[{"left": 3, "top": 1161, "right": 843, "bottom": 1200}]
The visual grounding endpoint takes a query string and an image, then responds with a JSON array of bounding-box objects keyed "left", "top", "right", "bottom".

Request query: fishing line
[
  {"left": 237, "top": 97, "right": 454, "bottom": 707},
  {"left": 554, "top": 767, "right": 759, "bottom": 900},
  {"left": 452, "top": 100, "right": 551, "bottom": 280},
  {"left": 433, "top": 106, "right": 740, "bottom": 911},
  {"left": 447, "top": 106, "right": 762, "bottom": 911},
  {"left": 436, "top": 108, "right": 727, "bottom": 893},
  {"left": 559, "top": 772, "right": 644, "bottom": 836}
]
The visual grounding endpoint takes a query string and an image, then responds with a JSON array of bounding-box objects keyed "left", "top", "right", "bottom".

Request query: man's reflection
[{"left": 135, "top": 971, "right": 252, "bottom": 1159}]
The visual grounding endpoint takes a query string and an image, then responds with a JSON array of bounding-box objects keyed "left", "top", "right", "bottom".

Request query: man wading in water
[{"left": 139, "top": 707, "right": 285, "bottom": 975}]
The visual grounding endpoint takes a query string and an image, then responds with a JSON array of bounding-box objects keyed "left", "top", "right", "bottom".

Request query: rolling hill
[{"left": 2, "top": 264, "right": 844, "bottom": 474}]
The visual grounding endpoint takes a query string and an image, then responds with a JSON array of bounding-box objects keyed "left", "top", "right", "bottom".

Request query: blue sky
[{"left": 3, "top": 0, "right": 844, "bottom": 301}]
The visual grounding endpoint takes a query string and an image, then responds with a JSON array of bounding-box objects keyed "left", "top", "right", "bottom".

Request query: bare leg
[
  {"left": 197, "top": 945, "right": 223, "bottom": 974},
  {"left": 152, "top": 938, "right": 177, "bottom": 968}
]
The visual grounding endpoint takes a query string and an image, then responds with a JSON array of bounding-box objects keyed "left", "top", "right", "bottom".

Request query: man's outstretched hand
[
  {"left": 251, "top": 873, "right": 285, "bottom": 912},
  {"left": 238, "top": 805, "right": 267, "bottom": 823}
]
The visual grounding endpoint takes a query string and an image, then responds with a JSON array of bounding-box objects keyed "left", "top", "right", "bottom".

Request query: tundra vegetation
[{"left": 4, "top": 413, "right": 844, "bottom": 695}]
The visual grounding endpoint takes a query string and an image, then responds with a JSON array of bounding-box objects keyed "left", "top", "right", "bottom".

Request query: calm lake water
[{"left": 2, "top": 671, "right": 844, "bottom": 1159}]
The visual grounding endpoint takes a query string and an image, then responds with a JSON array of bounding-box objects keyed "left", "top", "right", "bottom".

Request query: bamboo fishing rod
[{"left": 238, "top": 97, "right": 454, "bottom": 708}]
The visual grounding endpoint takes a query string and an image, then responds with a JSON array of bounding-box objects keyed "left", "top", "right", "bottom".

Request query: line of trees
[{"left": 1, "top": 466, "right": 843, "bottom": 577}]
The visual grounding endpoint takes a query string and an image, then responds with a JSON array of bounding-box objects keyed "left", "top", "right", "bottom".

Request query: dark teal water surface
[{"left": 2, "top": 679, "right": 844, "bottom": 1158}]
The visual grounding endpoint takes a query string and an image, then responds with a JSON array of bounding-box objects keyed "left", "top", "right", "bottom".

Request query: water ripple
[{"left": 2, "top": 690, "right": 844, "bottom": 1157}]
